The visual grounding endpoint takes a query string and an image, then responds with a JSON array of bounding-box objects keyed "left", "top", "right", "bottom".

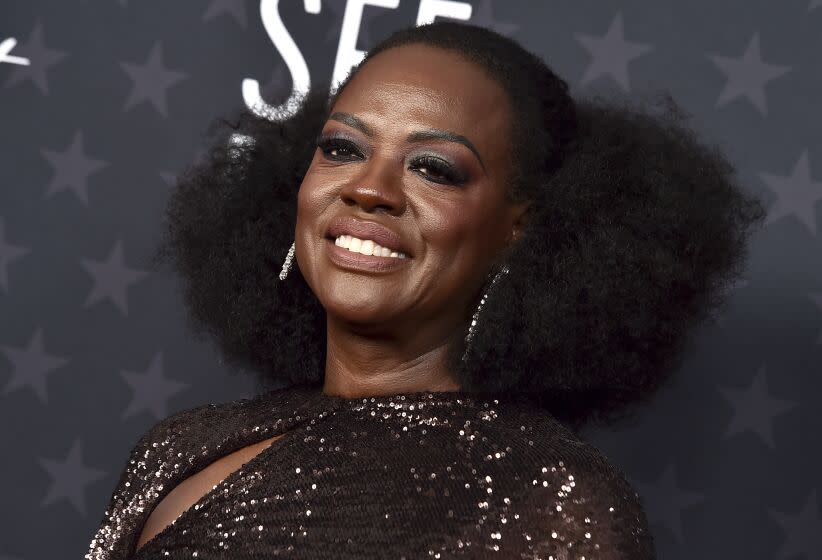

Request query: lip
[
  {"left": 326, "top": 216, "right": 412, "bottom": 257},
  {"left": 325, "top": 239, "right": 411, "bottom": 273}
]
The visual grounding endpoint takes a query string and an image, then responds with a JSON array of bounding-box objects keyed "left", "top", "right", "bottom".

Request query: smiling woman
[
  {"left": 85, "top": 20, "right": 765, "bottom": 560},
  {"left": 296, "top": 42, "right": 529, "bottom": 388}
]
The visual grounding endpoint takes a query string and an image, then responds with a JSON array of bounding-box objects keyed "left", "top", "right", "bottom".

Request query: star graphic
[
  {"left": 38, "top": 438, "right": 107, "bottom": 517},
  {"left": 718, "top": 365, "right": 796, "bottom": 448},
  {"left": 3, "top": 20, "right": 67, "bottom": 95},
  {"left": 634, "top": 462, "right": 705, "bottom": 542},
  {"left": 120, "top": 41, "right": 188, "bottom": 117},
  {"left": 80, "top": 239, "right": 149, "bottom": 315},
  {"left": 121, "top": 350, "right": 189, "bottom": 421},
  {"left": 0, "top": 217, "right": 31, "bottom": 292},
  {"left": 469, "top": 0, "right": 519, "bottom": 37},
  {"left": 0, "top": 327, "right": 69, "bottom": 404},
  {"left": 41, "top": 130, "right": 109, "bottom": 206},
  {"left": 203, "top": 0, "right": 248, "bottom": 28},
  {"left": 574, "top": 11, "right": 653, "bottom": 91},
  {"left": 760, "top": 150, "right": 822, "bottom": 237},
  {"left": 770, "top": 489, "right": 822, "bottom": 559},
  {"left": 708, "top": 31, "right": 791, "bottom": 116}
]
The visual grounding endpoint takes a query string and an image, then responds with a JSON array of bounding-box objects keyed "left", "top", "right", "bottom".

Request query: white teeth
[{"left": 334, "top": 235, "right": 407, "bottom": 258}]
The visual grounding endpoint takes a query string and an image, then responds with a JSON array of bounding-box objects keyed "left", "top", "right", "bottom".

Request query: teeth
[{"left": 334, "top": 235, "right": 407, "bottom": 258}]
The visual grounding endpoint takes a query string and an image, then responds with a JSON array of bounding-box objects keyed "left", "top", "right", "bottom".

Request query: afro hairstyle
[{"left": 150, "top": 21, "right": 767, "bottom": 431}]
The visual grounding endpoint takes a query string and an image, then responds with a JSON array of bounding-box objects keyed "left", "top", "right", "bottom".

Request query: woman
[{"left": 85, "top": 21, "right": 765, "bottom": 559}]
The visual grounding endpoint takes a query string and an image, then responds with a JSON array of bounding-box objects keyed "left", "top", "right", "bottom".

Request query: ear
[{"left": 506, "top": 200, "right": 531, "bottom": 245}]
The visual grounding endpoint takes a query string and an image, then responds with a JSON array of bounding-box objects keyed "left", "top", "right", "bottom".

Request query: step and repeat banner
[{"left": 1, "top": 1, "right": 820, "bottom": 559}]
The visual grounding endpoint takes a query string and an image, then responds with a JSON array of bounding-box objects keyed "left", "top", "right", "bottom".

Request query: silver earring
[
  {"left": 279, "top": 241, "right": 296, "bottom": 281},
  {"left": 462, "top": 265, "right": 510, "bottom": 363}
]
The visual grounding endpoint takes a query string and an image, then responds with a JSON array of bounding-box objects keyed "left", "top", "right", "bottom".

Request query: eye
[
  {"left": 317, "top": 135, "right": 364, "bottom": 162},
  {"left": 410, "top": 155, "right": 467, "bottom": 186},
  {"left": 315, "top": 135, "right": 467, "bottom": 185}
]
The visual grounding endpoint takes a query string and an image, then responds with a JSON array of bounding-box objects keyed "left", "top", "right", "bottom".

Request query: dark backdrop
[{"left": 1, "top": 1, "right": 819, "bottom": 558}]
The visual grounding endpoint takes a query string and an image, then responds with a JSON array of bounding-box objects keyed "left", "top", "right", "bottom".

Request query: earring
[
  {"left": 461, "top": 265, "right": 510, "bottom": 363},
  {"left": 279, "top": 241, "right": 296, "bottom": 281}
]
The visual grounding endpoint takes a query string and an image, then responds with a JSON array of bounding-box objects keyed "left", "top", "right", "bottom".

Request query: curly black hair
[{"left": 149, "top": 21, "right": 767, "bottom": 432}]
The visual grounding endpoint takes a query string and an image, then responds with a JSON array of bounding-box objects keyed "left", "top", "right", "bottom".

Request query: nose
[{"left": 339, "top": 160, "right": 406, "bottom": 216}]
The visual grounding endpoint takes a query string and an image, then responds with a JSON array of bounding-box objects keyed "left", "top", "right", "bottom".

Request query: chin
[{"left": 319, "top": 283, "right": 400, "bottom": 323}]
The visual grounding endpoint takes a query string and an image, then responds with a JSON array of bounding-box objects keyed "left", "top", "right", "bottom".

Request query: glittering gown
[{"left": 84, "top": 383, "right": 655, "bottom": 559}]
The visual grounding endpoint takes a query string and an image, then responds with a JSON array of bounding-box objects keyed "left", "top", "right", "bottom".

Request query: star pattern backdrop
[{"left": 0, "top": 1, "right": 819, "bottom": 558}]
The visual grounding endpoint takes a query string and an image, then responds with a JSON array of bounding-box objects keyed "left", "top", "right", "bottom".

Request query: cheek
[
  {"left": 296, "top": 154, "right": 357, "bottom": 225},
  {"left": 295, "top": 177, "right": 316, "bottom": 255},
  {"left": 295, "top": 179, "right": 313, "bottom": 225},
  {"left": 417, "top": 193, "right": 507, "bottom": 289},
  {"left": 296, "top": 163, "right": 337, "bottom": 234},
  {"left": 294, "top": 166, "right": 336, "bottom": 285},
  {"left": 422, "top": 195, "right": 506, "bottom": 256},
  {"left": 296, "top": 162, "right": 323, "bottom": 218}
]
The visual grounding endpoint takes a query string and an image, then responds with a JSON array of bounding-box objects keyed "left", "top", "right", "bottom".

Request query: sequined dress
[{"left": 85, "top": 383, "right": 655, "bottom": 559}]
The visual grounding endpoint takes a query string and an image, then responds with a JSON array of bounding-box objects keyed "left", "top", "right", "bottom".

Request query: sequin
[{"left": 84, "top": 384, "right": 655, "bottom": 559}]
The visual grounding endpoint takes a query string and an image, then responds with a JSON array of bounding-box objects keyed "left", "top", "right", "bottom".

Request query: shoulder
[
  {"left": 131, "top": 386, "right": 289, "bottom": 451},
  {"left": 108, "top": 389, "right": 282, "bottom": 501},
  {"left": 131, "top": 399, "right": 228, "bottom": 452},
  {"left": 496, "top": 403, "right": 657, "bottom": 558},
  {"left": 128, "top": 384, "right": 315, "bottom": 456},
  {"left": 86, "top": 392, "right": 282, "bottom": 557}
]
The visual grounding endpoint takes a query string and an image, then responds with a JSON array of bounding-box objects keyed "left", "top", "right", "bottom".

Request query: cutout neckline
[
  {"left": 131, "top": 428, "right": 293, "bottom": 558},
  {"left": 128, "top": 383, "right": 513, "bottom": 557}
]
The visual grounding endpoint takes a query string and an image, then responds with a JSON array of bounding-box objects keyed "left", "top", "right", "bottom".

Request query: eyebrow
[{"left": 327, "top": 111, "right": 486, "bottom": 172}]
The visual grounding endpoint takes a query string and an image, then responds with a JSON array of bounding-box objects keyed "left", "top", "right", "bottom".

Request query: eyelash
[{"left": 316, "top": 135, "right": 468, "bottom": 186}]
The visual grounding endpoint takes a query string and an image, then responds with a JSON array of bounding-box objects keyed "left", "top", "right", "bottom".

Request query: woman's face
[{"left": 295, "top": 43, "right": 526, "bottom": 339}]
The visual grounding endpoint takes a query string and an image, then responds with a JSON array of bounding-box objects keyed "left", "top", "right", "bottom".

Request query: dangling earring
[
  {"left": 461, "top": 264, "right": 510, "bottom": 363},
  {"left": 279, "top": 241, "right": 296, "bottom": 281}
]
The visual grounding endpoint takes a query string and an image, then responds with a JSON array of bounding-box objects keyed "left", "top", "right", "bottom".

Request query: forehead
[{"left": 331, "top": 43, "right": 512, "bottom": 157}]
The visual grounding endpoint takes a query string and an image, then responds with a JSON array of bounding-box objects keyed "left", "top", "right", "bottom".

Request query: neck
[{"left": 321, "top": 315, "right": 463, "bottom": 399}]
